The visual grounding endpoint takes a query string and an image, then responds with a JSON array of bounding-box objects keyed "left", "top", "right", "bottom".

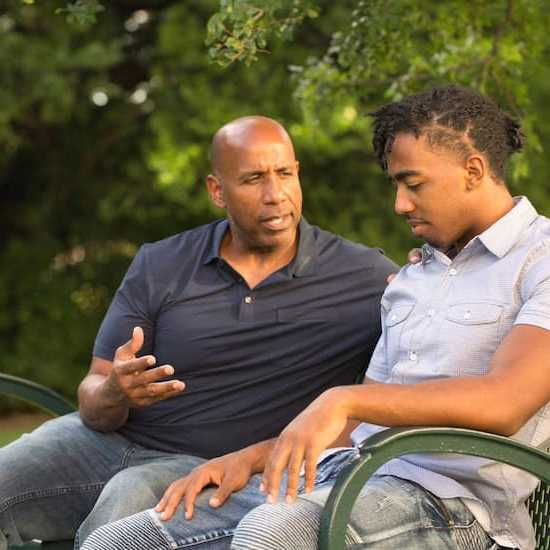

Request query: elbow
[
  {"left": 485, "top": 411, "right": 527, "bottom": 437},
  {"left": 79, "top": 408, "right": 127, "bottom": 433}
]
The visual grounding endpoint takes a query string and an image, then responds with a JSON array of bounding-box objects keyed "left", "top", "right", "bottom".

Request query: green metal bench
[
  {"left": 1, "top": 373, "right": 75, "bottom": 549},
  {"left": 2, "top": 373, "right": 549, "bottom": 549},
  {"left": 319, "top": 426, "right": 550, "bottom": 550}
]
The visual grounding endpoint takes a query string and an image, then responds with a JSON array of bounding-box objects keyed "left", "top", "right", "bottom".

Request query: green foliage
[
  {"left": 209, "top": 0, "right": 550, "bottom": 183},
  {"left": 56, "top": 0, "right": 104, "bottom": 26},
  {"left": 2, "top": 0, "right": 550, "bottom": 411},
  {"left": 206, "top": 0, "right": 319, "bottom": 66}
]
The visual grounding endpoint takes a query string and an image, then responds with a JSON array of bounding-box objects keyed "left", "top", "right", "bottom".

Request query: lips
[
  {"left": 260, "top": 213, "right": 292, "bottom": 231},
  {"left": 406, "top": 218, "right": 428, "bottom": 227}
]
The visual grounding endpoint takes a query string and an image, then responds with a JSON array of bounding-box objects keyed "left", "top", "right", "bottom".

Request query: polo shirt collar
[
  {"left": 203, "top": 219, "right": 229, "bottom": 265},
  {"left": 291, "top": 218, "right": 318, "bottom": 277},
  {"left": 202, "top": 217, "right": 318, "bottom": 277}
]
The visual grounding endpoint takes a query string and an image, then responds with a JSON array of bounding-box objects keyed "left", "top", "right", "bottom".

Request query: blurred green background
[{"left": 2, "top": 0, "right": 550, "bottom": 412}]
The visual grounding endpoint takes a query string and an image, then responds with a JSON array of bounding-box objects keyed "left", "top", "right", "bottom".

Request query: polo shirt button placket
[{"left": 239, "top": 294, "right": 255, "bottom": 321}]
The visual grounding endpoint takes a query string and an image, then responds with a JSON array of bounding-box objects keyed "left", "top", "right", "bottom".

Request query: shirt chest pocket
[
  {"left": 384, "top": 302, "right": 415, "bottom": 364},
  {"left": 440, "top": 302, "right": 503, "bottom": 376}
]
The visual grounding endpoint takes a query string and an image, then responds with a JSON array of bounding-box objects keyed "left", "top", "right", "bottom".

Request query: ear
[
  {"left": 206, "top": 174, "right": 225, "bottom": 208},
  {"left": 464, "top": 154, "right": 486, "bottom": 191}
]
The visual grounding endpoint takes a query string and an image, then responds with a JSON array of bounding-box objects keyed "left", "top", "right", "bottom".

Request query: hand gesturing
[{"left": 106, "top": 326, "right": 185, "bottom": 407}]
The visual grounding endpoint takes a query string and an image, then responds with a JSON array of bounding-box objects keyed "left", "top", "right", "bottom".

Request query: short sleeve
[
  {"left": 516, "top": 252, "right": 550, "bottom": 331},
  {"left": 93, "top": 245, "right": 155, "bottom": 360}
]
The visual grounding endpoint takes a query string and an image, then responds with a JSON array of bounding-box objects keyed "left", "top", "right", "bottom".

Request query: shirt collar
[
  {"left": 477, "top": 196, "right": 538, "bottom": 258},
  {"left": 420, "top": 196, "right": 538, "bottom": 263},
  {"left": 203, "top": 219, "right": 229, "bottom": 265},
  {"left": 202, "top": 217, "right": 318, "bottom": 277}
]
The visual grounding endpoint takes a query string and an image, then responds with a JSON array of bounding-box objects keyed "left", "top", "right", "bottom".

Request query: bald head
[{"left": 211, "top": 116, "right": 295, "bottom": 177}]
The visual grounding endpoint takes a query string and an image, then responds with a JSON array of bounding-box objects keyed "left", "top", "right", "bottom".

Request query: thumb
[{"left": 130, "top": 326, "right": 144, "bottom": 355}]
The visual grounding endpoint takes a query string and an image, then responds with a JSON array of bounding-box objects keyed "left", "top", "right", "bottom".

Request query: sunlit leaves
[
  {"left": 206, "top": 0, "right": 318, "bottom": 66},
  {"left": 56, "top": 0, "right": 104, "bottom": 27}
]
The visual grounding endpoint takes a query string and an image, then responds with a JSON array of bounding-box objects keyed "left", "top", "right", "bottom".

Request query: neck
[
  {"left": 454, "top": 185, "right": 515, "bottom": 252},
  {"left": 220, "top": 230, "right": 299, "bottom": 289}
]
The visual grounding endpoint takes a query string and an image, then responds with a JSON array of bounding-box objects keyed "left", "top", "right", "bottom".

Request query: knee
[
  {"left": 79, "top": 510, "right": 167, "bottom": 550},
  {"left": 231, "top": 500, "right": 322, "bottom": 550},
  {"left": 96, "top": 468, "right": 163, "bottom": 511}
]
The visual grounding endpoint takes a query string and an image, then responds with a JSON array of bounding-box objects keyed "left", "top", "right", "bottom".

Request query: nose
[
  {"left": 263, "top": 173, "right": 287, "bottom": 204},
  {"left": 394, "top": 184, "right": 415, "bottom": 215}
]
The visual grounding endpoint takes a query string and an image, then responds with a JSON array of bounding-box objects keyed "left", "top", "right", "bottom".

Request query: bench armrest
[
  {"left": 0, "top": 373, "right": 76, "bottom": 416},
  {"left": 318, "top": 426, "right": 550, "bottom": 550}
]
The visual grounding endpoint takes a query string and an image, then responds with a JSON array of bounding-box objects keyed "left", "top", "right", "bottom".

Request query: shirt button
[
  {"left": 409, "top": 351, "right": 417, "bottom": 362},
  {"left": 427, "top": 309, "right": 435, "bottom": 317},
  {"left": 449, "top": 268, "right": 458, "bottom": 276},
  {"left": 464, "top": 310, "right": 472, "bottom": 319},
  {"left": 390, "top": 314, "right": 397, "bottom": 322},
  {"left": 244, "top": 296, "right": 253, "bottom": 304}
]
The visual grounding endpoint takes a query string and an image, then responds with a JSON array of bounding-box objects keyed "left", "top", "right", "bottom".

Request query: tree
[{"left": 2, "top": 0, "right": 550, "bottom": 405}]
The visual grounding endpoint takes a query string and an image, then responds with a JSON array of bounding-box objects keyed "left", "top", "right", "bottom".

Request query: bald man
[{"left": 0, "top": 117, "right": 396, "bottom": 550}]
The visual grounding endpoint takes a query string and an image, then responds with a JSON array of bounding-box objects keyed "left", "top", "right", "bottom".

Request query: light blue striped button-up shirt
[{"left": 352, "top": 196, "right": 550, "bottom": 550}]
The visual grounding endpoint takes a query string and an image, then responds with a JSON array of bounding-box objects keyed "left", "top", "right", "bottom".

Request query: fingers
[
  {"left": 261, "top": 442, "right": 292, "bottom": 504},
  {"left": 386, "top": 272, "right": 397, "bottom": 284},
  {"left": 156, "top": 478, "right": 189, "bottom": 521},
  {"left": 115, "top": 326, "right": 145, "bottom": 361},
  {"left": 130, "top": 326, "right": 144, "bottom": 354},
  {"left": 407, "top": 247, "right": 422, "bottom": 264},
  {"left": 132, "top": 380, "right": 185, "bottom": 398},
  {"left": 182, "top": 479, "right": 208, "bottom": 520},
  {"left": 209, "top": 469, "right": 248, "bottom": 508},
  {"left": 138, "top": 365, "right": 175, "bottom": 385},
  {"left": 303, "top": 449, "right": 319, "bottom": 494},
  {"left": 284, "top": 447, "right": 305, "bottom": 503},
  {"left": 116, "top": 355, "right": 156, "bottom": 376},
  {"left": 131, "top": 381, "right": 185, "bottom": 406},
  {"left": 209, "top": 483, "right": 231, "bottom": 509}
]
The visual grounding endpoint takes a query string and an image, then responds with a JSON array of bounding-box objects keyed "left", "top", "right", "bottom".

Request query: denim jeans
[
  {"left": 232, "top": 449, "right": 502, "bottom": 549},
  {"left": 76, "top": 453, "right": 358, "bottom": 549},
  {"left": 0, "top": 412, "right": 216, "bottom": 549},
  {"left": 78, "top": 450, "right": 363, "bottom": 549},
  {"left": 80, "top": 475, "right": 267, "bottom": 550}
]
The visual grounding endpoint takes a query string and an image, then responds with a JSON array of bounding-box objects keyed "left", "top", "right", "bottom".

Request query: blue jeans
[
  {"left": 0, "top": 413, "right": 231, "bottom": 549},
  {"left": 76, "top": 453, "right": 357, "bottom": 549},
  {"left": 78, "top": 449, "right": 498, "bottom": 550},
  {"left": 232, "top": 449, "right": 501, "bottom": 549}
]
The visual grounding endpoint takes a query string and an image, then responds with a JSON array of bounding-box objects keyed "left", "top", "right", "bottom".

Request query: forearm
[
  {"left": 330, "top": 374, "right": 526, "bottom": 437},
  {"left": 78, "top": 373, "right": 130, "bottom": 432}
]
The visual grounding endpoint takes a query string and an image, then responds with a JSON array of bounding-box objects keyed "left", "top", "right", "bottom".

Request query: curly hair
[{"left": 370, "top": 85, "right": 524, "bottom": 180}]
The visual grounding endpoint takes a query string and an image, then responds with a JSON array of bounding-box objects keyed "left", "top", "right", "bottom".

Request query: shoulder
[
  {"left": 308, "top": 223, "right": 399, "bottom": 273},
  {"left": 137, "top": 220, "right": 220, "bottom": 266}
]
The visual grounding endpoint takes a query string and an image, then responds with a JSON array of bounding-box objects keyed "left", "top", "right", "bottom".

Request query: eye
[
  {"left": 276, "top": 170, "right": 294, "bottom": 178},
  {"left": 244, "top": 174, "right": 262, "bottom": 184},
  {"left": 407, "top": 181, "right": 423, "bottom": 191}
]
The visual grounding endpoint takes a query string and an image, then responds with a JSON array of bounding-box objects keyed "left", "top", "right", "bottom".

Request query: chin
[{"left": 423, "top": 233, "right": 449, "bottom": 250}]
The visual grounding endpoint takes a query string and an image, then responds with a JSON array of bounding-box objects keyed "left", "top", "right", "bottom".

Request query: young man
[
  {"left": 227, "top": 87, "right": 550, "bottom": 549},
  {"left": 0, "top": 116, "right": 396, "bottom": 549}
]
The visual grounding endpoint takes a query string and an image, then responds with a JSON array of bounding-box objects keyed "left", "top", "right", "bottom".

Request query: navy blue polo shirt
[{"left": 93, "top": 218, "right": 397, "bottom": 458}]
